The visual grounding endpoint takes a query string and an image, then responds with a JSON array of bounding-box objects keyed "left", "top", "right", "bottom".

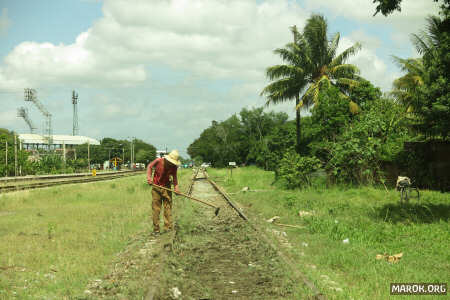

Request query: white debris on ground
[
  {"left": 298, "top": 210, "right": 314, "bottom": 217},
  {"left": 269, "top": 228, "right": 293, "bottom": 249},
  {"left": 266, "top": 216, "right": 280, "bottom": 223},
  {"left": 232, "top": 290, "right": 238, "bottom": 294},
  {"left": 321, "top": 274, "right": 344, "bottom": 292},
  {"left": 301, "top": 242, "right": 308, "bottom": 247},
  {"left": 170, "top": 287, "right": 181, "bottom": 299},
  {"left": 342, "top": 238, "right": 349, "bottom": 244}
]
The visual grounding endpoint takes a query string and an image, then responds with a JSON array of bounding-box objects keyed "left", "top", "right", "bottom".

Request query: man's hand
[
  {"left": 147, "top": 179, "right": 153, "bottom": 185},
  {"left": 174, "top": 185, "right": 180, "bottom": 194}
]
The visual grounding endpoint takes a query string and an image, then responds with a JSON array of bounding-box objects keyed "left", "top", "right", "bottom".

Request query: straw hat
[{"left": 164, "top": 150, "right": 181, "bottom": 166}]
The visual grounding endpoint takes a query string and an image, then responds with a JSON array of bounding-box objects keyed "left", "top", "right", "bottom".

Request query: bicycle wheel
[
  {"left": 409, "top": 187, "right": 420, "bottom": 201},
  {"left": 401, "top": 188, "right": 408, "bottom": 203}
]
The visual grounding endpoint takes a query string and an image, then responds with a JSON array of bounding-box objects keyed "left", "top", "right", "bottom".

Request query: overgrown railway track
[
  {"left": 151, "top": 168, "right": 325, "bottom": 299},
  {"left": 0, "top": 170, "right": 144, "bottom": 193}
]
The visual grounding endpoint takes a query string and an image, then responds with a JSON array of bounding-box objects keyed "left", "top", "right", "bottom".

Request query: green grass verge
[
  {"left": 0, "top": 170, "right": 191, "bottom": 299},
  {"left": 207, "top": 166, "right": 450, "bottom": 300}
]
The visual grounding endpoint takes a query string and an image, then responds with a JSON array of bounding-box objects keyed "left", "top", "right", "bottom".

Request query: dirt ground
[
  {"left": 82, "top": 177, "right": 302, "bottom": 299},
  {"left": 154, "top": 178, "right": 298, "bottom": 299}
]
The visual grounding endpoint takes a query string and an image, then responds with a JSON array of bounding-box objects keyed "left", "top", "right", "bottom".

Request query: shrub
[{"left": 278, "top": 151, "right": 321, "bottom": 189}]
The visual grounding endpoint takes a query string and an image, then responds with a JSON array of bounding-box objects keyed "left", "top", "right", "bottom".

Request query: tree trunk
[{"left": 295, "top": 95, "right": 301, "bottom": 154}]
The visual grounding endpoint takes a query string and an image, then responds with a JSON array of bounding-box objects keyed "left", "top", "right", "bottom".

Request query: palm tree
[
  {"left": 261, "top": 15, "right": 362, "bottom": 153},
  {"left": 391, "top": 57, "right": 427, "bottom": 112},
  {"left": 390, "top": 16, "right": 442, "bottom": 112},
  {"left": 260, "top": 25, "right": 308, "bottom": 154},
  {"left": 298, "top": 15, "right": 362, "bottom": 110}
]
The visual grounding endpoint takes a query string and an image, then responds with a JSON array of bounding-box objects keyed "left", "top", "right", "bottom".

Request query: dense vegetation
[{"left": 188, "top": 12, "right": 449, "bottom": 189}]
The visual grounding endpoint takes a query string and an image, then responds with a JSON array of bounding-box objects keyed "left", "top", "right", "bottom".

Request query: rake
[{"left": 150, "top": 183, "right": 220, "bottom": 216}]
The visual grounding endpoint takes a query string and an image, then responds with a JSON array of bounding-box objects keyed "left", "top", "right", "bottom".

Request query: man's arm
[
  {"left": 147, "top": 158, "right": 158, "bottom": 184},
  {"left": 172, "top": 167, "right": 179, "bottom": 193}
]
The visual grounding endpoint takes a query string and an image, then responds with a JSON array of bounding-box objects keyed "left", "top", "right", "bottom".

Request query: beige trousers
[{"left": 151, "top": 185, "right": 173, "bottom": 232}]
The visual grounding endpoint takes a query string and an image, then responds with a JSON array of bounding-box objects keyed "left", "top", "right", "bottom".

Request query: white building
[{"left": 18, "top": 134, "right": 100, "bottom": 150}]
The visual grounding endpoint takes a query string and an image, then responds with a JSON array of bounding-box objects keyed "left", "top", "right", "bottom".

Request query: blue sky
[{"left": 0, "top": 0, "right": 440, "bottom": 157}]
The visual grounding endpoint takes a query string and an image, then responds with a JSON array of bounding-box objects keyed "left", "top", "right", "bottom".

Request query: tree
[
  {"left": 261, "top": 15, "right": 362, "bottom": 153},
  {"left": 240, "top": 108, "right": 288, "bottom": 168},
  {"left": 391, "top": 57, "right": 427, "bottom": 112},
  {"left": 298, "top": 15, "right": 362, "bottom": 110},
  {"left": 260, "top": 25, "right": 308, "bottom": 153},
  {"left": 391, "top": 15, "right": 450, "bottom": 138},
  {"left": 372, "top": 0, "right": 449, "bottom": 17}
]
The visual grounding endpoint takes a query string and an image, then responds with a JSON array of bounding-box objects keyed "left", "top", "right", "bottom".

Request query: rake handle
[{"left": 150, "top": 183, "right": 219, "bottom": 209}]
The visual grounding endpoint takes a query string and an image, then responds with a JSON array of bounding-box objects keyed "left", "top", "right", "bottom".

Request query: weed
[{"left": 47, "top": 222, "right": 56, "bottom": 240}]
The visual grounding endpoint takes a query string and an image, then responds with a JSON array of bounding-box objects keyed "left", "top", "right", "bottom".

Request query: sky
[{"left": 0, "top": 0, "right": 440, "bottom": 157}]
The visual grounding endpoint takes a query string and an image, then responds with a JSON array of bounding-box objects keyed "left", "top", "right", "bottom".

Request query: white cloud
[
  {"left": 0, "top": 8, "right": 10, "bottom": 36},
  {"left": 305, "top": 0, "right": 440, "bottom": 43},
  {"left": 0, "top": 0, "right": 310, "bottom": 89}
]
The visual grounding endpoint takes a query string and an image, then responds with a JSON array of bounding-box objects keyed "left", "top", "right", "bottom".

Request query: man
[{"left": 147, "top": 150, "right": 181, "bottom": 235}]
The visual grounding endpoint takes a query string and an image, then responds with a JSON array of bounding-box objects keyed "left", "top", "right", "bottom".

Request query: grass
[
  {"left": 207, "top": 166, "right": 450, "bottom": 299},
  {"left": 0, "top": 170, "right": 192, "bottom": 299}
]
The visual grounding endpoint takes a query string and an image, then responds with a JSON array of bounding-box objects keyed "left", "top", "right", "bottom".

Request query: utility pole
[
  {"left": 14, "top": 134, "right": 17, "bottom": 177},
  {"left": 72, "top": 90, "right": 79, "bottom": 136},
  {"left": 122, "top": 147, "right": 124, "bottom": 165},
  {"left": 130, "top": 138, "right": 134, "bottom": 169},
  {"left": 4, "top": 140, "right": 7, "bottom": 177},
  {"left": 19, "top": 141, "right": 22, "bottom": 176},
  {"left": 87, "top": 141, "right": 90, "bottom": 171},
  {"left": 63, "top": 141, "right": 66, "bottom": 164}
]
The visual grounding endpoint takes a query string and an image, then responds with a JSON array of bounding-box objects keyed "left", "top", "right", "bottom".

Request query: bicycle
[{"left": 397, "top": 179, "right": 420, "bottom": 204}]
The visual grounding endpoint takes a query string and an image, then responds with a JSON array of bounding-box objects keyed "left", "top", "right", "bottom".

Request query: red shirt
[{"left": 147, "top": 157, "right": 178, "bottom": 187}]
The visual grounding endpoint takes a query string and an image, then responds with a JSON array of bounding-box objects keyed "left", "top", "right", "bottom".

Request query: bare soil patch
[{"left": 155, "top": 179, "right": 298, "bottom": 299}]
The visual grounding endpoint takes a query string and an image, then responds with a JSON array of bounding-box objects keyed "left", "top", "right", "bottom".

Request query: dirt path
[{"left": 155, "top": 178, "right": 299, "bottom": 299}]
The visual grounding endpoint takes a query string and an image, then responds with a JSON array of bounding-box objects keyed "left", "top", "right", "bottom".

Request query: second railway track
[{"left": 0, "top": 170, "right": 145, "bottom": 193}]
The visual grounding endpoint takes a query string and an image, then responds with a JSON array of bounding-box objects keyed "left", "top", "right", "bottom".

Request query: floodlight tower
[
  {"left": 24, "top": 88, "right": 53, "bottom": 147},
  {"left": 72, "top": 90, "right": 79, "bottom": 136},
  {"left": 17, "top": 107, "right": 37, "bottom": 133}
]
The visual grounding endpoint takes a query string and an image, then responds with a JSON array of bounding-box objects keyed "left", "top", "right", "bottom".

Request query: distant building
[{"left": 18, "top": 134, "right": 100, "bottom": 150}]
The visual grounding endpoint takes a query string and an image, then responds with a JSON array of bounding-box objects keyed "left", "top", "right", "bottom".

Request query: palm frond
[
  {"left": 266, "top": 65, "right": 304, "bottom": 81},
  {"left": 261, "top": 78, "right": 306, "bottom": 105},
  {"left": 329, "top": 42, "right": 362, "bottom": 67},
  {"left": 410, "top": 33, "right": 430, "bottom": 55},
  {"left": 304, "top": 14, "right": 329, "bottom": 67},
  {"left": 274, "top": 47, "right": 300, "bottom": 65},
  {"left": 328, "top": 32, "right": 340, "bottom": 61},
  {"left": 329, "top": 64, "right": 360, "bottom": 78}
]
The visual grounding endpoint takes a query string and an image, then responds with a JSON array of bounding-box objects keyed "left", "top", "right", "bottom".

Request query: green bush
[{"left": 278, "top": 151, "right": 321, "bottom": 189}]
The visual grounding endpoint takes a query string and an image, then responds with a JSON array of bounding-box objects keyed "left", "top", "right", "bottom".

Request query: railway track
[
  {"left": 150, "top": 168, "right": 325, "bottom": 299},
  {"left": 0, "top": 170, "right": 144, "bottom": 193}
]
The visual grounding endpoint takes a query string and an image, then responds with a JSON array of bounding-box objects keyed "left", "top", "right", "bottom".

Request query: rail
[
  {"left": 179, "top": 168, "right": 326, "bottom": 299},
  {"left": 0, "top": 170, "right": 145, "bottom": 193}
]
